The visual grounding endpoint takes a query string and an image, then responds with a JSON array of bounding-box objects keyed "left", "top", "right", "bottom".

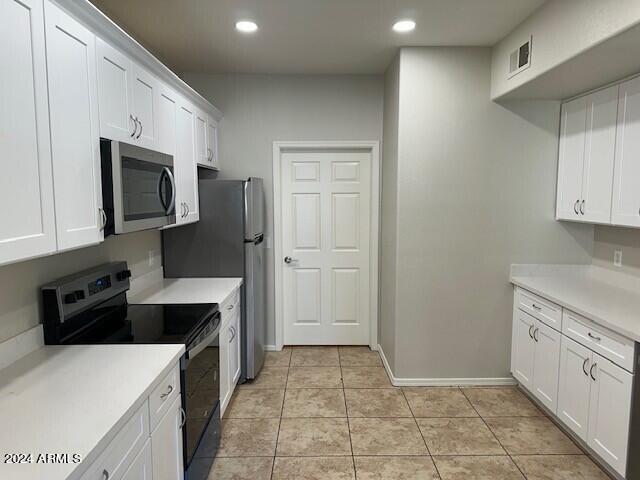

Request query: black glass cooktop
[{"left": 59, "top": 293, "right": 217, "bottom": 346}]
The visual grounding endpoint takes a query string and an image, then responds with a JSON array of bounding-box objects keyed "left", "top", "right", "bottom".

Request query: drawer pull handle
[
  {"left": 160, "top": 384, "right": 174, "bottom": 400},
  {"left": 531, "top": 304, "right": 542, "bottom": 311},
  {"left": 587, "top": 332, "right": 602, "bottom": 342},
  {"left": 582, "top": 357, "right": 590, "bottom": 376},
  {"left": 590, "top": 363, "right": 597, "bottom": 381},
  {"left": 102, "top": 469, "right": 110, "bottom": 480},
  {"left": 227, "top": 304, "right": 234, "bottom": 311},
  {"left": 528, "top": 325, "right": 534, "bottom": 340}
]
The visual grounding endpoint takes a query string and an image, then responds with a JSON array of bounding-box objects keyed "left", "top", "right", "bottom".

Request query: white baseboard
[
  {"left": 264, "top": 345, "right": 278, "bottom": 351},
  {"left": 0, "top": 325, "right": 44, "bottom": 370},
  {"left": 377, "top": 344, "right": 516, "bottom": 387}
]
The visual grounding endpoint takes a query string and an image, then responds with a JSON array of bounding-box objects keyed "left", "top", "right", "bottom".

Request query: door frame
[{"left": 273, "top": 141, "right": 381, "bottom": 351}]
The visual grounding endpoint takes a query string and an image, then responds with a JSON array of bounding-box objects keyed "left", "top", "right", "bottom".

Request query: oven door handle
[{"left": 186, "top": 318, "right": 220, "bottom": 361}]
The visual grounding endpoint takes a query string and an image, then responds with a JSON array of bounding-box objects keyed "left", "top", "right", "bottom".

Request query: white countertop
[
  {"left": 510, "top": 264, "right": 640, "bottom": 342},
  {"left": 128, "top": 276, "right": 242, "bottom": 305},
  {"left": 0, "top": 344, "right": 184, "bottom": 480}
]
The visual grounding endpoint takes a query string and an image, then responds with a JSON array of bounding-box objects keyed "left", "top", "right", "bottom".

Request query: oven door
[
  {"left": 183, "top": 312, "right": 221, "bottom": 472},
  {"left": 102, "top": 139, "right": 176, "bottom": 234}
]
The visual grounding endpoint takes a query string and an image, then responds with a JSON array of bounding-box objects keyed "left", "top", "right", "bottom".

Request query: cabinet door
[
  {"left": 230, "top": 310, "right": 241, "bottom": 386},
  {"left": 175, "top": 99, "right": 199, "bottom": 225},
  {"left": 121, "top": 440, "right": 153, "bottom": 480},
  {"left": 581, "top": 86, "right": 618, "bottom": 224},
  {"left": 511, "top": 311, "right": 536, "bottom": 390},
  {"left": 219, "top": 322, "right": 231, "bottom": 416},
  {"left": 557, "top": 336, "right": 591, "bottom": 441},
  {"left": 531, "top": 321, "right": 561, "bottom": 414},
  {"left": 131, "top": 63, "right": 158, "bottom": 150},
  {"left": 612, "top": 76, "right": 640, "bottom": 227},
  {"left": 151, "top": 396, "right": 184, "bottom": 480},
  {"left": 195, "top": 110, "right": 209, "bottom": 167},
  {"left": 556, "top": 96, "right": 587, "bottom": 221},
  {"left": 206, "top": 117, "right": 219, "bottom": 169},
  {"left": 0, "top": 0, "right": 57, "bottom": 266},
  {"left": 157, "top": 84, "right": 177, "bottom": 156},
  {"left": 44, "top": 1, "right": 103, "bottom": 251},
  {"left": 588, "top": 353, "right": 632, "bottom": 477},
  {"left": 96, "top": 38, "right": 135, "bottom": 141}
]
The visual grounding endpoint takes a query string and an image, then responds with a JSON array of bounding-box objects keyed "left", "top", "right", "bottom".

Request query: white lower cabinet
[
  {"left": 587, "top": 354, "right": 633, "bottom": 476},
  {"left": 151, "top": 396, "right": 185, "bottom": 480},
  {"left": 514, "top": 288, "right": 634, "bottom": 478},
  {"left": 122, "top": 440, "right": 153, "bottom": 480},
  {"left": 511, "top": 310, "right": 560, "bottom": 412},
  {"left": 220, "top": 289, "right": 242, "bottom": 416}
]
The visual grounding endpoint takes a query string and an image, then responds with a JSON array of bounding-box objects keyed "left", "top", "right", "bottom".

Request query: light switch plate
[{"left": 614, "top": 250, "right": 622, "bottom": 267}]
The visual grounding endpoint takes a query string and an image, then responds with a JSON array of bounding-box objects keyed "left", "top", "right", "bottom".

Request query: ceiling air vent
[{"left": 508, "top": 36, "right": 532, "bottom": 79}]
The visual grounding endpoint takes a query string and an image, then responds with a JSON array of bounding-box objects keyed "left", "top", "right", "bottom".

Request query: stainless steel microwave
[{"left": 100, "top": 139, "right": 176, "bottom": 235}]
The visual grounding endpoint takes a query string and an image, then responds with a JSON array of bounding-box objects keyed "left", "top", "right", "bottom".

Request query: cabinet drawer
[
  {"left": 515, "top": 288, "right": 562, "bottom": 331},
  {"left": 149, "top": 363, "right": 181, "bottom": 432},
  {"left": 80, "top": 400, "right": 150, "bottom": 480},
  {"left": 563, "top": 310, "right": 635, "bottom": 372},
  {"left": 221, "top": 288, "right": 240, "bottom": 325}
]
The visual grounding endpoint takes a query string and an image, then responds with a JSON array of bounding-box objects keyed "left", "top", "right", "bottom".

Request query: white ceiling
[{"left": 89, "top": 0, "right": 546, "bottom": 75}]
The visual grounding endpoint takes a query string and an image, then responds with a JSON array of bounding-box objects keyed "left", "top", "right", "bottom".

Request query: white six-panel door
[
  {"left": 0, "top": 0, "right": 57, "bottom": 266},
  {"left": 281, "top": 149, "right": 372, "bottom": 345},
  {"left": 44, "top": 0, "right": 104, "bottom": 251}
]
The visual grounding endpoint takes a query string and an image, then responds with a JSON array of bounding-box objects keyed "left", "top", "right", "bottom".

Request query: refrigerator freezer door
[
  {"left": 244, "top": 178, "right": 264, "bottom": 240},
  {"left": 244, "top": 240, "right": 265, "bottom": 379}
]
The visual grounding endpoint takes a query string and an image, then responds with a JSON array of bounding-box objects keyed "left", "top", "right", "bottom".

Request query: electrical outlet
[{"left": 614, "top": 250, "right": 622, "bottom": 267}]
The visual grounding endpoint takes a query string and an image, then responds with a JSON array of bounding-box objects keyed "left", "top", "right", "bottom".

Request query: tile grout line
[
  {"left": 269, "top": 349, "right": 291, "bottom": 479},
  {"left": 458, "top": 386, "right": 528, "bottom": 479},
  {"left": 338, "top": 348, "right": 358, "bottom": 480}
]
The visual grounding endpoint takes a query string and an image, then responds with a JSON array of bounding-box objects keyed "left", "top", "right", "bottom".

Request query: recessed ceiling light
[
  {"left": 392, "top": 20, "right": 416, "bottom": 33},
  {"left": 236, "top": 20, "right": 258, "bottom": 33}
]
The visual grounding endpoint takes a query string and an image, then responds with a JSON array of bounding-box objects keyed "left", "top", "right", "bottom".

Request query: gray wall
[
  {"left": 383, "top": 47, "right": 594, "bottom": 379},
  {"left": 0, "top": 230, "right": 161, "bottom": 343},
  {"left": 593, "top": 226, "right": 640, "bottom": 276},
  {"left": 380, "top": 56, "right": 400, "bottom": 371},
  {"left": 182, "top": 73, "right": 384, "bottom": 346}
]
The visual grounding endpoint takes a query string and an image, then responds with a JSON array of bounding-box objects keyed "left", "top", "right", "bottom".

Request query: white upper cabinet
[
  {"left": 580, "top": 86, "right": 618, "bottom": 223},
  {"left": 0, "top": 0, "right": 57, "bottom": 266},
  {"left": 556, "top": 96, "right": 587, "bottom": 221},
  {"left": 612, "top": 76, "right": 640, "bottom": 227},
  {"left": 96, "top": 37, "right": 135, "bottom": 141},
  {"left": 96, "top": 39, "right": 160, "bottom": 150},
  {"left": 156, "top": 84, "right": 178, "bottom": 156},
  {"left": 175, "top": 97, "right": 199, "bottom": 225},
  {"left": 195, "top": 110, "right": 219, "bottom": 169},
  {"left": 556, "top": 85, "right": 617, "bottom": 224},
  {"left": 44, "top": 0, "right": 104, "bottom": 251}
]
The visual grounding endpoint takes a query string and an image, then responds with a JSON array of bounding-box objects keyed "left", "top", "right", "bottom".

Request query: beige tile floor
[{"left": 205, "top": 346, "right": 612, "bottom": 480}]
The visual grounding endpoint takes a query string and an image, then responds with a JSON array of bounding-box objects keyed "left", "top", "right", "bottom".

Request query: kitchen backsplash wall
[
  {"left": 0, "top": 230, "right": 161, "bottom": 343},
  {"left": 593, "top": 225, "right": 640, "bottom": 276}
]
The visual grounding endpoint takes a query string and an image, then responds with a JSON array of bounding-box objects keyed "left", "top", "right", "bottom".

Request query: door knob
[{"left": 284, "top": 256, "right": 298, "bottom": 264}]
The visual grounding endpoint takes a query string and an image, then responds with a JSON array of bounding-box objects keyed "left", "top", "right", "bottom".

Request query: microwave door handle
[
  {"left": 160, "top": 167, "right": 176, "bottom": 215},
  {"left": 157, "top": 168, "right": 168, "bottom": 213}
]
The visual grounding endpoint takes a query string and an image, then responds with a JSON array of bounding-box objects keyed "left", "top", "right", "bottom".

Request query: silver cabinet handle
[
  {"left": 528, "top": 324, "right": 534, "bottom": 340},
  {"left": 179, "top": 407, "right": 186, "bottom": 429},
  {"left": 590, "top": 362, "right": 597, "bottom": 381},
  {"left": 180, "top": 202, "right": 185, "bottom": 218},
  {"left": 531, "top": 303, "right": 542, "bottom": 311},
  {"left": 135, "top": 117, "right": 142, "bottom": 139},
  {"left": 228, "top": 326, "right": 235, "bottom": 343},
  {"left": 284, "top": 256, "right": 299, "bottom": 264},
  {"left": 582, "top": 357, "right": 589, "bottom": 376},
  {"left": 102, "top": 469, "right": 110, "bottom": 480},
  {"left": 129, "top": 114, "right": 137, "bottom": 137},
  {"left": 99, "top": 207, "right": 107, "bottom": 231},
  {"left": 580, "top": 200, "right": 585, "bottom": 215},
  {"left": 160, "top": 384, "right": 174, "bottom": 400},
  {"left": 533, "top": 327, "right": 539, "bottom": 343},
  {"left": 185, "top": 203, "right": 190, "bottom": 216},
  {"left": 574, "top": 200, "right": 580, "bottom": 215},
  {"left": 587, "top": 332, "right": 601, "bottom": 342},
  {"left": 226, "top": 304, "right": 234, "bottom": 311}
]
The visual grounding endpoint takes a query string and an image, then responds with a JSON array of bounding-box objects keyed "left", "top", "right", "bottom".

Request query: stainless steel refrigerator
[{"left": 162, "top": 177, "right": 265, "bottom": 380}]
